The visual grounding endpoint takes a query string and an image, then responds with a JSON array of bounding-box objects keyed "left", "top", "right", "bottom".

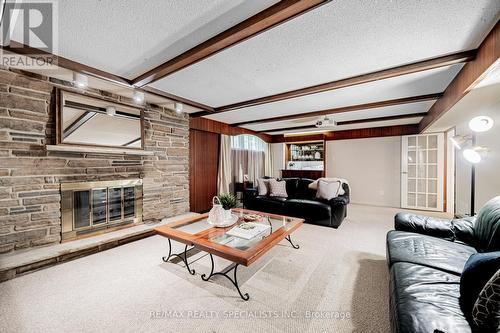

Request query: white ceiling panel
[
  {"left": 243, "top": 100, "right": 435, "bottom": 132},
  {"left": 266, "top": 117, "right": 423, "bottom": 135},
  {"left": 205, "top": 64, "right": 462, "bottom": 124},
  {"left": 24, "top": 0, "right": 279, "bottom": 79},
  {"left": 150, "top": 0, "right": 499, "bottom": 106}
]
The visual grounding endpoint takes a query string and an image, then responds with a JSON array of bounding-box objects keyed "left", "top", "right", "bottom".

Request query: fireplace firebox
[{"left": 61, "top": 179, "right": 143, "bottom": 241}]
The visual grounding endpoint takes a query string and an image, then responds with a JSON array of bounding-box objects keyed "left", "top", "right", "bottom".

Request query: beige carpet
[{"left": 0, "top": 204, "right": 450, "bottom": 333}]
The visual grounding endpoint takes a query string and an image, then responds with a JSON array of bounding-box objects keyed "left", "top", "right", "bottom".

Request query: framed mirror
[{"left": 57, "top": 89, "right": 143, "bottom": 149}]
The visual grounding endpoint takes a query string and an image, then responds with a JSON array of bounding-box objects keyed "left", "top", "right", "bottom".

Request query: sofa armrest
[
  {"left": 243, "top": 188, "right": 258, "bottom": 200},
  {"left": 395, "top": 212, "right": 475, "bottom": 244},
  {"left": 328, "top": 194, "right": 349, "bottom": 206}
]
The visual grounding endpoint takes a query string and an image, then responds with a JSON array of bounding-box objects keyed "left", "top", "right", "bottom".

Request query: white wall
[
  {"left": 326, "top": 136, "right": 401, "bottom": 207},
  {"left": 455, "top": 111, "right": 500, "bottom": 215},
  {"left": 270, "top": 143, "right": 285, "bottom": 178}
]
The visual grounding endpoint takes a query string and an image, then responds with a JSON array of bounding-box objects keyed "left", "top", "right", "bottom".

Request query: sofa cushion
[
  {"left": 390, "top": 262, "right": 471, "bottom": 333},
  {"left": 295, "top": 178, "right": 316, "bottom": 199},
  {"left": 286, "top": 199, "right": 332, "bottom": 225},
  {"left": 253, "top": 196, "right": 287, "bottom": 214},
  {"left": 474, "top": 196, "right": 500, "bottom": 251},
  {"left": 472, "top": 269, "right": 500, "bottom": 332},
  {"left": 387, "top": 230, "right": 477, "bottom": 275},
  {"left": 460, "top": 251, "right": 500, "bottom": 321}
]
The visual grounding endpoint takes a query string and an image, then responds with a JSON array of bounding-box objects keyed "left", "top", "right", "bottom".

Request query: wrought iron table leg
[
  {"left": 201, "top": 253, "right": 250, "bottom": 301},
  {"left": 162, "top": 238, "right": 196, "bottom": 275},
  {"left": 285, "top": 235, "right": 300, "bottom": 249}
]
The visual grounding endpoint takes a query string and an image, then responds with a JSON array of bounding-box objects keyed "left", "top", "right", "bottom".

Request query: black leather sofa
[
  {"left": 386, "top": 196, "right": 500, "bottom": 333},
  {"left": 243, "top": 177, "right": 349, "bottom": 228}
]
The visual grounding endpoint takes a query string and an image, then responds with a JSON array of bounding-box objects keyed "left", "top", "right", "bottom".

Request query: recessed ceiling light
[
  {"left": 73, "top": 72, "right": 88, "bottom": 88},
  {"left": 469, "top": 116, "right": 494, "bottom": 132},
  {"left": 133, "top": 91, "right": 145, "bottom": 104},
  {"left": 174, "top": 102, "right": 183, "bottom": 113}
]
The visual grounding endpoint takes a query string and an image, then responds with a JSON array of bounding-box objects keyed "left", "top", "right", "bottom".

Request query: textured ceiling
[
  {"left": 247, "top": 100, "right": 436, "bottom": 133},
  {"left": 48, "top": 0, "right": 279, "bottom": 79},
  {"left": 150, "top": 0, "right": 500, "bottom": 107},
  {"left": 206, "top": 65, "right": 462, "bottom": 124}
]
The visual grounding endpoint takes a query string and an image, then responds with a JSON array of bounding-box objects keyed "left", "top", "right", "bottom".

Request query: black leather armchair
[
  {"left": 243, "top": 178, "right": 349, "bottom": 228},
  {"left": 387, "top": 196, "right": 500, "bottom": 333}
]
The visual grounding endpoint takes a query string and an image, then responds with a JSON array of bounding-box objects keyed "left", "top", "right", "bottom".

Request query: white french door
[{"left": 401, "top": 133, "right": 445, "bottom": 211}]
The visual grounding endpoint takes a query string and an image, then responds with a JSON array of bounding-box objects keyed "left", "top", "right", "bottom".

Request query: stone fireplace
[
  {"left": 0, "top": 69, "right": 190, "bottom": 254},
  {"left": 60, "top": 179, "right": 143, "bottom": 241}
]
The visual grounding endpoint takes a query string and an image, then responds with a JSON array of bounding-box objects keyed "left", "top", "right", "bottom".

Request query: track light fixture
[
  {"left": 133, "top": 91, "right": 145, "bottom": 104},
  {"left": 463, "top": 146, "right": 488, "bottom": 164},
  {"left": 174, "top": 102, "right": 183, "bottom": 113},
  {"left": 73, "top": 72, "right": 88, "bottom": 88}
]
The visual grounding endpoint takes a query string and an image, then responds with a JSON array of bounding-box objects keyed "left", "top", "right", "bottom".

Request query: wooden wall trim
[
  {"left": 189, "top": 117, "right": 272, "bottom": 142},
  {"left": 271, "top": 124, "right": 419, "bottom": 143},
  {"left": 419, "top": 22, "right": 499, "bottom": 132}
]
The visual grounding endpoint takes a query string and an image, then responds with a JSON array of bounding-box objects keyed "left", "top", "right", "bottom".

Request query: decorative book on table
[{"left": 226, "top": 222, "right": 271, "bottom": 240}]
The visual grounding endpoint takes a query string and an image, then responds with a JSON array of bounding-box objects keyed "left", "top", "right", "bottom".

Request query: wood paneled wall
[
  {"left": 190, "top": 117, "right": 271, "bottom": 142},
  {"left": 189, "top": 129, "right": 219, "bottom": 213}
]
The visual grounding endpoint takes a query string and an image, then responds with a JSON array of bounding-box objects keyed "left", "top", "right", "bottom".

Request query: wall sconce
[
  {"left": 106, "top": 106, "right": 116, "bottom": 117},
  {"left": 174, "top": 102, "right": 183, "bottom": 113}
]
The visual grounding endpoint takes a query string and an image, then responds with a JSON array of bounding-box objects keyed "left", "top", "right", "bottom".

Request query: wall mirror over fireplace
[{"left": 57, "top": 90, "right": 144, "bottom": 149}]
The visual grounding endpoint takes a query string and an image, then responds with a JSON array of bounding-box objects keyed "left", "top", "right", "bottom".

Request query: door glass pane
[
  {"left": 428, "top": 180, "right": 437, "bottom": 194},
  {"left": 417, "top": 179, "right": 426, "bottom": 193},
  {"left": 428, "top": 165, "right": 437, "bottom": 179},
  {"left": 408, "top": 193, "right": 416, "bottom": 206},
  {"left": 408, "top": 165, "right": 416, "bottom": 178},
  {"left": 428, "top": 150, "right": 437, "bottom": 163},
  {"left": 418, "top": 165, "right": 426, "bottom": 178},
  {"left": 418, "top": 136, "right": 427, "bottom": 149},
  {"left": 417, "top": 194, "right": 426, "bottom": 207},
  {"left": 418, "top": 150, "right": 427, "bottom": 163},
  {"left": 92, "top": 189, "right": 107, "bottom": 225},
  {"left": 408, "top": 179, "right": 416, "bottom": 192},
  {"left": 428, "top": 194, "right": 437, "bottom": 208},
  {"left": 428, "top": 135, "right": 438, "bottom": 149},
  {"left": 408, "top": 151, "right": 416, "bottom": 163},
  {"left": 74, "top": 191, "right": 90, "bottom": 229},
  {"left": 408, "top": 137, "right": 416, "bottom": 150},
  {"left": 109, "top": 187, "right": 122, "bottom": 221}
]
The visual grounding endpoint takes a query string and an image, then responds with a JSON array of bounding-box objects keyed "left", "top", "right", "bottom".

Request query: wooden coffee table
[{"left": 154, "top": 208, "right": 303, "bottom": 300}]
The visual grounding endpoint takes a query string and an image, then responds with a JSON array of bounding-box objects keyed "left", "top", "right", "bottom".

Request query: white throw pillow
[
  {"left": 269, "top": 179, "right": 288, "bottom": 197},
  {"left": 256, "top": 178, "right": 270, "bottom": 196},
  {"left": 316, "top": 180, "right": 342, "bottom": 200},
  {"left": 309, "top": 178, "right": 347, "bottom": 195}
]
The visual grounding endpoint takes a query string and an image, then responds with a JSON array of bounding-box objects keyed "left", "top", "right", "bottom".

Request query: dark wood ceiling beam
[
  {"left": 259, "top": 112, "right": 428, "bottom": 133},
  {"left": 1, "top": 41, "right": 213, "bottom": 112},
  {"left": 419, "top": 22, "right": 499, "bottom": 132},
  {"left": 204, "top": 50, "right": 475, "bottom": 115},
  {"left": 231, "top": 93, "right": 442, "bottom": 127},
  {"left": 132, "top": 0, "right": 331, "bottom": 87},
  {"left": 271, "top": 124, "right": 419, "bottom": 143}
]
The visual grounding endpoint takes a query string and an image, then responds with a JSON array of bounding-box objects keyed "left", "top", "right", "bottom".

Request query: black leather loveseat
[
  {"left": 243, "top": 178, "right": 349, "bottom": 228},
  {"left": 386, "top": 197, "right": 500, "bottom": 333}
]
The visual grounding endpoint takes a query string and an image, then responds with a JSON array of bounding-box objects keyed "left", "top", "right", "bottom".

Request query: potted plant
[{"left": 218, "top": 193, "right": 238, "bottom": 210}]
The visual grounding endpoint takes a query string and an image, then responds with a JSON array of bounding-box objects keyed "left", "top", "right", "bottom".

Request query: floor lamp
[{"left": 450, "top": 115, "right": 493, "bottom": 216}]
